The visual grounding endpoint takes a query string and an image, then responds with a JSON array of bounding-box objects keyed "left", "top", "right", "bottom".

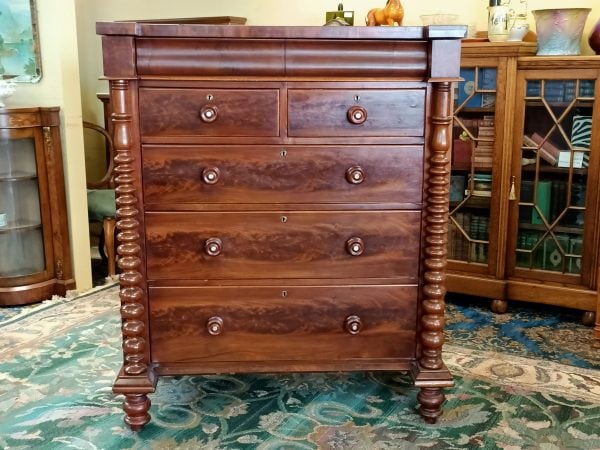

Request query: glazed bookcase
[{"left": 447, "top": 41, "right": 600, "bottom": 345}]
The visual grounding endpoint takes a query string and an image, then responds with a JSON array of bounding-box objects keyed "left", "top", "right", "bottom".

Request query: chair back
[{"left": 83, "top": 120, "right": 115, "bottom": 190}]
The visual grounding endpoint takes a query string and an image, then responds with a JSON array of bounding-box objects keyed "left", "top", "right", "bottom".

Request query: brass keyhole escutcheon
[
  {"left": 281, "top": 216, "right": 288, "bottom": 223},
  {"left": 354, "top": 95, "right": 360, "bottom": 102},
  {"left": 280, "top": 149, "right": 287, "bottom": 158},
  {"left": 206, "top": 94, "right": 214, "bottom": 101},
  {"left": 281, "top": 290, "right": 288, "bottom": 298}
]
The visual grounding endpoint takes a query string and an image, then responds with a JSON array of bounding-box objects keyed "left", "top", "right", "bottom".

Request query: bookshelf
[{"left": 448, "top": 43, "right": 600, "bottom": 346}]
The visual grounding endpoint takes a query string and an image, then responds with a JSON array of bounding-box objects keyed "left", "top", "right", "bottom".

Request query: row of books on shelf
[
  {"left": 450, "top": 173, "right": 492, "bottom": 202},
  {"left": 456, "top": 67, "right": 497, "bottom": 109},
  {"left": 520, "top": 179, "right": 585, "bottom": 227},
  {"left": 448, "top": 212, "right": 489, "bottom": 263},
  {"left": 453, "top": 116, "right": 495, "bottom": 169},
  {"left": 525, "top": 80, "right": 595, "bottom": 101},
  {"left": 516, "top": 231, "right": 582, "bottom": 274}
]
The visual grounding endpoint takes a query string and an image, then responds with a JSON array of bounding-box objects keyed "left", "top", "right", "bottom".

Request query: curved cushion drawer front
[
  {"left": 288, "top": 89, "right": 425, "bottom": 137},
  {"left": 149, "top": 285, "right": 418, "bottom": 363},
  {"left": 142, "top": 145, "right": 424, "bottom": 207},
  {"left": 145, "top": 211, "right": 421, "bottom": 281},
  {"left": 139, "top": 88, "right": 280, "bottom": 138}
]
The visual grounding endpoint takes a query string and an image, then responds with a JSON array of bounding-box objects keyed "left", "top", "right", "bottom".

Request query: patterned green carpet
[{"left": 1, "top": 284, "right": 599, "bottom": 449}]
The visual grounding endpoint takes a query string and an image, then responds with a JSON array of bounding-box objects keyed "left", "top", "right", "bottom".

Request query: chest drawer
[
  {"left": 288, "top": 89, "right": 424, "bottom": 137},
  {"left": 145, "top": 211, "right": 421, "bottom": 281},
  {"left": 149, "top": 285, "right": 418, "bottom": 363},
  {"left": 142, "top": 145, "right": 423, "bottom": 206},
  {"left": 139, "top": 88, "right": 280, "bottom": 138}
]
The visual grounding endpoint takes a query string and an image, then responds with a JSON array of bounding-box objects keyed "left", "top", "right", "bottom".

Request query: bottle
[{"left": 488, "top": 0, "right": 511, "bottom": 42}]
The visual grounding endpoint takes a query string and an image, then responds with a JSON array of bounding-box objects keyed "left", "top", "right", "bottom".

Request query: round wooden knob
[
  {"left": 204, "top": 237, "right": 223, "bottom": 256},
  {"left": 346, "top": 237, "right": 365, "bottom": 256},
  {"left": 345, "top": 315, "right": 362, "bottom": 335},
  {"left": 345, "top": 166, "right": 365, "bottom": 184},
  {"left": 207, "top": 316, "right": 224, "bottom": 335},
  {"left": 202, "top": 167, "right": 220, "bottom": 184},
  {"left": 200, "top": 105, "right": 218, "bottom": 123},
  {"left": 347, "top": 106, "right": 367, "bottom": 124}
]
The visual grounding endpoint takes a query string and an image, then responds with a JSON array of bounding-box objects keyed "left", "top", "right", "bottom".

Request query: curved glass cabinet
[{"left": 0, "top": 107, "right": 74, "bottom": 305}]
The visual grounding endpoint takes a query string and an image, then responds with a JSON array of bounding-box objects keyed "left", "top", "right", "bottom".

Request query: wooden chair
[{"left": 84, "top": 120, "right": 117, "bottom": 278}]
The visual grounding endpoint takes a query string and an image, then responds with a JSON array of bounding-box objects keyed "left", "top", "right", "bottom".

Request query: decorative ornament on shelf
[
  {"left": 325, "top": 3, "right": 354, "bottom": 26},
  {"left": 487, "top": 0, "right": 511, "bottom": 42},
  {"left": 0, "top": 78, "right": 16, "bottom": 108},
  {"left": 366, "top": 0, "right": 404, "bottom": 26},
  {"left": 532, "top": 8, "right": 591, "bottom": 56},
  {"left": 589, "top": 19, "right": 600, "bottom": 55}
]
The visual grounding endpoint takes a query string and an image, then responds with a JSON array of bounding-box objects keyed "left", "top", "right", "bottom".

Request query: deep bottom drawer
[{"left": 149, "top": 285, "right": 418, "bottom": 364}]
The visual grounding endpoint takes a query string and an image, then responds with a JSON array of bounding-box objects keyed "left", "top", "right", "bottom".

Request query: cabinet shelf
[
  {"left": 521, "top": 165, "right": 588, "bottom": 176},
  {"left": 454, "top": 107, "right": 496, "bottom": 114},
  {"left": 0, "top": 220, "right": 43, "bottom": 234},
  {"left": 518, "top": 222, "right": 584, "bottom": 235},
  {"left": 451, "top": 195, "right": 491, "bottom": 209},
  {"left": 524, "top": 100, "right": 594, "bottom": 108},
  {"left": 0, "top": 171, "right": 38, "bottom": 181}
]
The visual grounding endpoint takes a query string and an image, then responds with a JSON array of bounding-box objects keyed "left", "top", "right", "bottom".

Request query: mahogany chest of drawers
[{"left": 96, "top": 22, "right": 464, "bottom": 430}]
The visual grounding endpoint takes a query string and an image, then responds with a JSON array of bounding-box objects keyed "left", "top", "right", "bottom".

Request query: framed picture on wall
[{"left": 0, "top": 0, "right": 42, "bottom": 82}]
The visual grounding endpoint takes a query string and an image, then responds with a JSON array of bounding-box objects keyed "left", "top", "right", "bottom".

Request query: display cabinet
[
  {"left": 448, "top": 42, "right": 600, "bottom": 342},
  {"left": 0, "top": 107, "right": 74, "bottom": 305}
]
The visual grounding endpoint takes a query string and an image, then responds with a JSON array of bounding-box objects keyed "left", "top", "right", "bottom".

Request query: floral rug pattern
[
  {"left": 1, "top": 285, "right": 600, "bottom": 449},
  {"left": 445, "top": 295, "right": 600, "bottom": 370}
]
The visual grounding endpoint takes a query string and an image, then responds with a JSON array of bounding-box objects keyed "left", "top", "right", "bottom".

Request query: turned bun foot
[
  {"left": 581, "top": 311, "right": 596, "bottom": 327},
  {"left": 123, "top": 393, "right": 151, "bottom": 431},
  {"left": 491, "top": 299, "right": 508, "bottom": 314},
  {"left": 417, "top": 387, "right": 445, "bottom": 423}
]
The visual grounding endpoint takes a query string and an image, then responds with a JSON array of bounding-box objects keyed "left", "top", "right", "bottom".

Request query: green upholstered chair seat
[{"left": 87, "top": 189, "right": 116, "bottom": 222}]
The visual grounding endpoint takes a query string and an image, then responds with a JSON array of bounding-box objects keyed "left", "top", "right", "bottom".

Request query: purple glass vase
[{"left": 590, "top": 19, "right": 600, "bottom": 55}]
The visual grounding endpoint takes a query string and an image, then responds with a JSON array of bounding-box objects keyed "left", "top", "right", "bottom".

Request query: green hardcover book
[
  {"left": 532, "top": 180, "right": 552, "bottom": 225},
  {"left": 542, "top": 234, "right": 569, "bottom": 272},
  {"left": 568, "top": 236, "right": 583, "bottom": 274},
  {"left": 516, "top": 230, "right": 543, "bottom": 269}
]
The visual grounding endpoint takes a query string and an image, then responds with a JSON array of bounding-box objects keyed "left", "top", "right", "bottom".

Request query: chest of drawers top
[{"left": 97, "top": 24, "right": 464, "bottom": 81}]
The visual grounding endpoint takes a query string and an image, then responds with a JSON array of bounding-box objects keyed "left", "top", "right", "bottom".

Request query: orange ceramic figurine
[{"left": 366, "top": 0, "right": 404, "bottom": 26}]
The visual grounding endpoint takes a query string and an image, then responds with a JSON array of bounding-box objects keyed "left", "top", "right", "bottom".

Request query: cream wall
[{"left": 11, "top": 0, "right": 92, "bottom": 292}]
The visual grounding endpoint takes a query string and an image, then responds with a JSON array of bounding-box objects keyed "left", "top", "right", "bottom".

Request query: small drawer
[
  {"left": 139, "top": 88, "right": 280, "bottom": 137},
  {"left": 288, "top": 89, "right": 424, "bottom": 137},
  {"left": 142, "top": 145, "right": 424, "bottom": 206},
  {"left": 145, "top": 211, "right": 421, "bottom": 281},
  {"left": 149, "top": 285, "right": 418, "bottom": 363}
]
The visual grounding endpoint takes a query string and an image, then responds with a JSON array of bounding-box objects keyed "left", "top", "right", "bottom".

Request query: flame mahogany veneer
[{"left": 96, "top": 22, "right": 465, "bottom": 430}]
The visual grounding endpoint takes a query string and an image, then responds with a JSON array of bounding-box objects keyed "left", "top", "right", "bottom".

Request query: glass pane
[
  {"left": 0, "top": 179, "right": 41, "bottom": 227},
  {"left": 0, "top": 137, "right": 37, "bottom": 177},
  {"left": 449, "top": 67, "right": 496, "bottom": 265},
  {"left": 0, "top": 228, "right": 45, "bottom": 277},
  {"left": 517, "top": 78, "right": 592, "bottom": 275},
  {"left": 0, "top": 136, "right": 45, "bottom": 276}
]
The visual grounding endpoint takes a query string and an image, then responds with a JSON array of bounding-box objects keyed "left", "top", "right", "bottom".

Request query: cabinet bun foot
[
  {"left": 417, "top": 387, "right": 445, "bottom": 423},
  {"left": 491, "top": 299, "right": 508, "bottom": 314},
  {"left": 123, "top": 393, "right": 151, "bottom": 431},
  {"left": 581, "top": 311, "right": 596, "bottom": 327}
]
